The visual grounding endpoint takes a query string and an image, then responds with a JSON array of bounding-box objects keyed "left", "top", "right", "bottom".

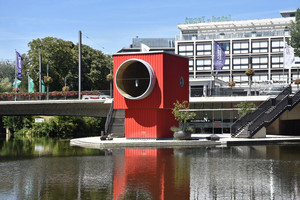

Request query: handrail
[
  {"left": 104, "top": 100, "right": 114, "bottom": 134},
  {"left": 231, "top": 86, "right": 291, "bottom": 137},
  {"left": 290, "top": 90, "right": 300, "bottom": 108},
  {"left": 248, "top": 96, "right": 290, "bottom": 137},
  {"left": 231, "top": 99, "right": 272, "bottom": 136},
  {"left": 273, "top": 86, "right": 291, "bottom": 105}
]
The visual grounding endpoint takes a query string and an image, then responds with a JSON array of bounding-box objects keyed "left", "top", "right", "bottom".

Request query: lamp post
[
  {"left": 27, "top": 69, "right": 30, "bottom": 100},
  {"left": 46, "top": 63, "right": 49, "bottom": 100},
  {"left": 78, "top": 30, "right": 82, "bottom": 100}
]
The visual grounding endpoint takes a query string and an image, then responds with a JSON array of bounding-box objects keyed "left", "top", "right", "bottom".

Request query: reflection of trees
[
  {"left": 0, "top": 137, "right": 104, "bottom": 160},
  {"left": 0, "top": 138, "right": 113, "bottom": 199},
  {"left": 0, "top": 143, "right": 300, "bottom": 199}
]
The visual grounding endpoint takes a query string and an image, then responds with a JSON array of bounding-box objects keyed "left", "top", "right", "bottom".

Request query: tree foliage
[
  {"left": 0, "top": 78, "right": 12, "bottom": 92},
  {"left": 2, "top": 116, "right": 104, "bottom": 138},
  {"left": 0, "top": 61, "right": 15, "bottom": 92},
  {"left": 171, "top": 100, "right": 196, "bottom": 131},
  {"left": 0, "top": 61, "right": 15, "bottom": 82},
  {"left": 235, "top": 101, "right": 256, "bottom": 118},
  {"left": 24, "top": 37, "right": 111, "bottom": 92},
  {"left": 289, "top": 8, "right": 300, "bottom": 57}
]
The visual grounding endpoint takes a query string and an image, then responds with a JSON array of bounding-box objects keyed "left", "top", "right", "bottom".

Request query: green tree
[
  {"left": 235, "top": 101, "right": 256, "bottom": 118},
  {"left": 0, "top": 61, "right": 15, "bottom": 82},
  {"left": 25, "top": 37, "right": 110, "bottom": 92},
  {"left": 288, "top": 8, "right": 300, "bottom": 57},
  {"left": 2, "top": 116, "right": 34, "bottom": 133},
  {"left": 0, "top": 78, "right": 12, "bottom": 92},
  {"left": 0, "top": 61, "right": 15, "bottom": 92},
  {"left": 171, "top": 100, "right": 196, "bottom": 132}
]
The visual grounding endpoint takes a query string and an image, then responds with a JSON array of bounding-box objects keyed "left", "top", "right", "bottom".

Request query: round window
[{"left": 115, "top": 59, "right": 156, "bottom": 100}]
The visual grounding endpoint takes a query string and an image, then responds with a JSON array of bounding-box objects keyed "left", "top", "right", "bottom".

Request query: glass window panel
[
  {"left": 241, "top": 42, "right": 248, "bottom": 48},
  {"left": 241, "top": 58, "right": 248, "bottom": 64}
]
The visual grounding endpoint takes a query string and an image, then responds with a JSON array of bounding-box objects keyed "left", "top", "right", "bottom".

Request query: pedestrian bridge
[{"left": 0, "top": 99, "right": 112, "bottom": 117}]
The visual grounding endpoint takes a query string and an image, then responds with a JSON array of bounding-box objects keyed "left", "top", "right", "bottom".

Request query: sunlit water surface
[{"left": 0, "top": 138, "right": 299, "bottom": 199}]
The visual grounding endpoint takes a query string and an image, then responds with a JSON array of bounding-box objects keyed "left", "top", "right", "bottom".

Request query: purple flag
[
  {"left": 214, "top": 41, "right": 225, "bottom": 70},
  {"left": 16, "top": 51, "right": 23, "bottom": 79}
]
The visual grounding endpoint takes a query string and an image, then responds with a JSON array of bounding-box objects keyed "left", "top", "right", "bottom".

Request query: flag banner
[
  {"left": 29, "top": 76, "right": 35, "bottom": 93},
  {"left": 16, "top": 51, "right": 24, "bottom": 79},
  {"left": 41, "top": 80, "right": 45, "bottom": 93},
  {"left": 141, "top": 43, "right": 150, "bottom": 52},
  {"left": 284, "top": 42, "right": 295, "bottom": 69},
  {"left": 13, "top": 78, "right": 21, "bottom": 88},
  {"left": 214, "top": 41, "right": 226, "bottom": 70}
]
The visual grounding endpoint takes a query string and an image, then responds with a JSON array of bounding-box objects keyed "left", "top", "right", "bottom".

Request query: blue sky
[{"left": 0, "top": 0, "right": 299, "bottom": 60}]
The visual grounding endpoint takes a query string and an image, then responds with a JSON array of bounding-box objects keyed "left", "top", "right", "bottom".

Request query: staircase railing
[
  {"left": 290, "top": 89, "right": 300, "bottom": 108},
  {"left": 104, "top": 101, "right": 114, "bottom": 135},
  {"left": 248, "top": 96, "right": 290, "bottom": 137},
  {"left": 231, "top": 99, "right": 272, "bottom": 136},
  {"left": 273, "top": 86, "right": 292, "bottom": 105},
  {"left": 231, "top": 86, "right": 291, "bottom": 137}
]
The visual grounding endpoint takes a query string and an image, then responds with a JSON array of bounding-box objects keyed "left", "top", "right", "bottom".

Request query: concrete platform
[{"left": 70, "top": 134, "right": 300, "bottom": 149}]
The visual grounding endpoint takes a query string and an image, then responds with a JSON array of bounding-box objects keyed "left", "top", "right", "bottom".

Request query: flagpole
[{"left": 15, "top": 50, "right": 17, "bottom": 101}]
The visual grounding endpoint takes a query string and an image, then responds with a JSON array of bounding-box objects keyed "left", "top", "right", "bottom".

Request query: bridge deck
[{"left": 0, "top": 99, "right": 112, "bottom": 117}]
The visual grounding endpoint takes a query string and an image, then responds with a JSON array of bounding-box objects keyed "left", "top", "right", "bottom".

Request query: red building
[{"left": 113, "top": 52, "right": 189, "bottom": 138}]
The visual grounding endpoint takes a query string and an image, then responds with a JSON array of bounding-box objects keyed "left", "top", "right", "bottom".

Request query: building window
[
  {"left": 233, "top": 41, "right": 249, "bottom": 54},
  {"left": 222, "top": 58, "right": 230, "bottom": 70},
  {"left": 196, "top": 59, "right": 212, "bottom": 71},
  {"left": 178, "top": 44, "right": 194, "bottom": 56},
  {"left": 271, "top": 40, "right": 284, "bottom": 53},
  {"left": 233, "top": 57, "right": 249, "bottom": 70},
  {"left": 252, "top": 74, "right": 268, "bottom": 82},
  {"left": 252, "top": 57, "right": 268, "bottom": 69},
  {"left": 233, "top": 75, "right": 248, "bottom": 85},
  {"left": 271, "top": 74, "right": 288, "bottom": 82},
  {"left": 218, "top": 75, "right": 230, "bottom": 82},
  {"left": 252, "top": 40, "right": 268, "bottom": 53},
  {"left": 190, "top": 86, "right": 203, "bottom": 97},
  {"left": 271, "top": 56, "right": 283, "bottom": 68},
  {"left": 219, "top": 42, "right": 230, "bottom": 54},
  {"left": 189, "top": 59, "right": 194, "bottom": 71},
  {"left": 196, "top": 43, "right": 212, "bottom": 55}
]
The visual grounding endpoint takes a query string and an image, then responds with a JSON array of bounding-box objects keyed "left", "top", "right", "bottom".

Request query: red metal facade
[
  {"left": 125, "top": 108, "right": 177, "bottom": 138},
  {"left": 113, "top": 52, "right": 189, "bottom": 138},
  {"left": 113, "top": 52, "right": 189, "bottom": 109}
]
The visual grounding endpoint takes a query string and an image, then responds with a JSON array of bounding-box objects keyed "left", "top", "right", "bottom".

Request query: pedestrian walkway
[{"left": 70, "top": 134, "right": 300, "bottom": 149}]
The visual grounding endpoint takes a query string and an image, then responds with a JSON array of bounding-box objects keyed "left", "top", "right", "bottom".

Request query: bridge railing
[{"left": 0, "top": 90, "right": 110, "bottom": 101}]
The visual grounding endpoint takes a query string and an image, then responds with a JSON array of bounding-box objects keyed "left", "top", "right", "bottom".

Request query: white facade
[{"left": 175, "top": 12, "right": 300, "bottom": 89}]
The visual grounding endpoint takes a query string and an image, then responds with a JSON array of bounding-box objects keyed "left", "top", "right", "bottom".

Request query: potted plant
[
  {"left": 228, "top": 81, "right": 236, "bottom": 96},
  {"left": 228, "top": 81, "right": 236, "bottom": 87},
  {"left": 12, "top": 88, "right": 20, "bottom": 93},
  {"left": 43, "top": 76, "right": 53, "bottom": 84},
  {"left": 106, "top": 74, "right": 113, "bottom": 82},
  {"left": 245, "top": 69, "right": 255, "bottom": 96},
  {"left": 171, "top": 100, "right": 196, "bottom": 140}
]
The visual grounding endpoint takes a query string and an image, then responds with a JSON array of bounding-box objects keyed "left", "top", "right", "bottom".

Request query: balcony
[{"left": 176, "top": 30, "right": 287, "bottom": 41}]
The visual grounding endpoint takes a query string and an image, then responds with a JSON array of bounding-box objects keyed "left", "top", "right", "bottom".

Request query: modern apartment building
[
  {"left": 175, "top": 10, "right": 299, "bottom": 96},
  {"left": 174, "top": 10, "right": 300, "bottom": 134}
]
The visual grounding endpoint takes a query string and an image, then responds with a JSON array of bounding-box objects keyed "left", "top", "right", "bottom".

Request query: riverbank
[{"left": 70, "top": 134, "right": 300, "bottom": 149}]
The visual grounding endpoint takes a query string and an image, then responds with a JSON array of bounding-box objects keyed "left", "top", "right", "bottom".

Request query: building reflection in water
[
  {"left": 0, "top": 138, "right": 300, "bottom": 199},
  {"left": 113, "top": 148, "right": 190, "bottom": 200}
]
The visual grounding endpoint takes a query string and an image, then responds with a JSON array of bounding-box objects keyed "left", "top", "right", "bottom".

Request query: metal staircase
[
  {"left": 105, "top": 101, "right": 125, "bottom": 137},
  {"left": 231, "top": 86, "right": 300, "bottom": 138}
]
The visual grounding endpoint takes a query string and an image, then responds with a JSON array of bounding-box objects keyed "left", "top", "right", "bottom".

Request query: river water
[{"left": 0, "top": 137, "right": 299, "bottom": 199}]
